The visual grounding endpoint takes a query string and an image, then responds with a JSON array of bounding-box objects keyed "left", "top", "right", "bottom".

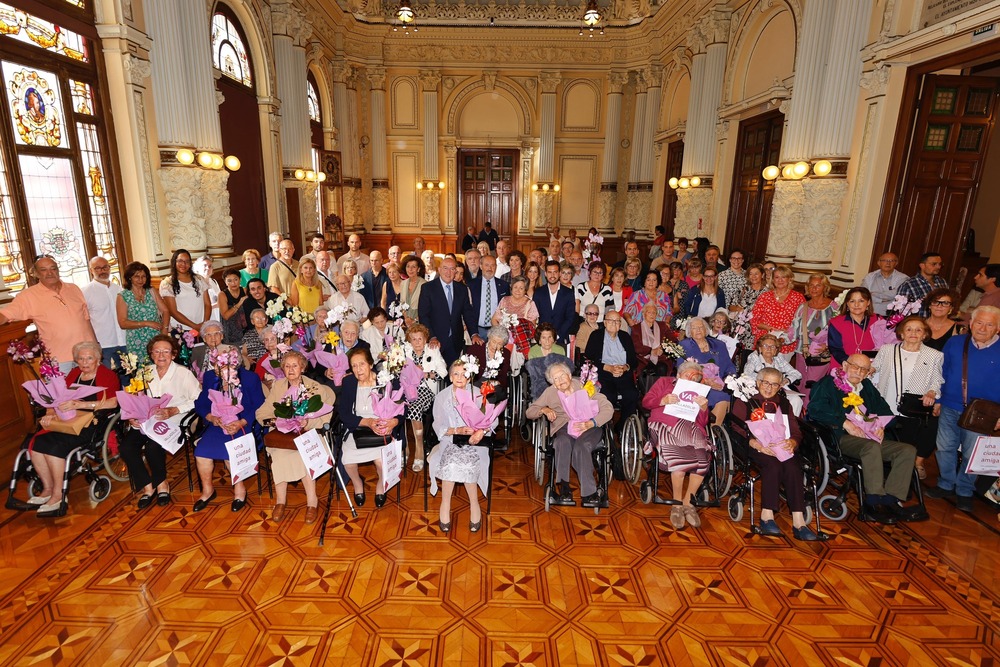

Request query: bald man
[
  {"left": 862, "top": 253, "right": 908, "bottom": 316},
  {"left": 337, "top": 234, "right": 371, "bottom": 275},
  {"left": 82, "top": 256, "right": 126, "bottom": 364}
]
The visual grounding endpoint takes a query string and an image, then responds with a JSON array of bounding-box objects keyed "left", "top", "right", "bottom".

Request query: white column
[
  {"left": 690, "top": 41, "right": 726, "bottom": 177},
  {"left": 628, "top": 75, "right": 647, "bottom": 182},
  {"left": 145, "top": 0, "right": 192, "bottom": 148},
  {"left": 420, "top": 70, "right": 441, "bottom": 180},
  {"left": 598, "top": 71, "right": 627, "bottom": 234},
  {"left": 678, "top": 53, "right": 705, "bottom": 177},
  {"left": 640, "top": 66, "right": 663, "bottom": 183},
  {"left": 274, "top": 36, "right": 310, "bottom": 169},
  {"left": 368, "top": 67, "right": 392, "bottom": 232},
  {"left": 538, "top": 72, "right": 561, "bottom": 183},
  {"left": 780, "top": 1, "right": 836, "bottom": 162},
  {"left": 332, "top": 62, "right": 356, "bottom": 179}
]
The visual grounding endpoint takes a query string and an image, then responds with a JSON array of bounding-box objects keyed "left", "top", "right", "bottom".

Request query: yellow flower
[
  {"left": 324, "top": 331, "right": 341, "bottom": 347},
  {"left": 125, "top": 377, "right": 146, "bottom": 395},
  {"left": 583, "top": 380, "right": 596, "bottom": 398},
  {"left": 842, "top": 392, "right": 864, "bottom": 414}
]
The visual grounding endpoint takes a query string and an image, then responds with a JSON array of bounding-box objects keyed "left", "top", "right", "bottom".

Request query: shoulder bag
[
  {"left": 894, "top": 345, "right": 933, "bottom": 421},
  {"left": 957, "top": 337, "right": 1000, "bottom": 435}
]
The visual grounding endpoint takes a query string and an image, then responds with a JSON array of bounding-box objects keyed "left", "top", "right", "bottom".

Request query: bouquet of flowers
[
  {"left": 496, "top": 308, "right": 519, "bottom": 330},
  {"left": 400, "top": 359, "right": 425, "bottom": 401},
  {"left": 885, "top": 294, "right": 920, "bottom": 322},
  {"left": 208, "top": 346, "right": 242, "bottom": 390},
  {"left": 273, "top": 384, "right": 332, "bottom": 433},
  {"left": 311, "top": 349, "right": 349, "bottom": 385},
  {"left": 351, "top": 274, "right": 365, "bottom": 293},
  {"left": 208, "top": 388, "right": 243, "bottom": 425},
  {"left": 832, "top": 290, "right": 848, "bottom": 310},
  {"left": 724, "top": 375, "right": 759, "bottom": 402},
  {"left": 271, "top": 318, "right": 295, "bottom": 340},
  {"left": 747, "top": 403, "right": 793, "bottom": 461},
  {"left": 580, "top": 361, "right": 601, "bottom": 397},
  {"left": 869, "top": 318, "right": 898, "bottom": 349},
  {"left": 673, "top": 317, "right": 691, "bottom": 338},
  {"left": 455, "top": 387, "right": 506, "bottom": 437},
  {"left": 556, "top": 386, "right": 601, "bottom": 438},
  {"left": 700, "top": 361, "right": 721, "bottom": 387},
  {"left": 459, "top": 353, "right": 480, "bottom": 379},
  {"left": 582, "top": 232, "right": 604, "bottom": 264},
  {"left": 117, "top": 391, "right": 172, "bottom": 422},
  {"left": 326, "top": 304, "right": 353, "bottom": 328},
  {"left": 661, "top": 338, "right": 686, "bottom": 359},
  {"left": 265, "top": 293, "right": 289, "bottom": 321},
  {"left": 8, "top": 335, "right": 64, "bottom": 403},
  {"left": 168, "top": 326, "right": 198, "bottom": 366},
  {"left": 808, "top": 327, "right": 830, "bottom": 357},
  {"left": 123, "top": 366, "right": 155, "bottom": 395},
  {"left": 386, "top": 301, "right": 409, "bottom": 344}
]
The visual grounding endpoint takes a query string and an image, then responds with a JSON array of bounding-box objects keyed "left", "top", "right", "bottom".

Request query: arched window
[
  {"left": 211, "top": 10, "right": 252, "bottom": 88},
  {"left": 307, "top": 78, "right": 321, "bottom": 123}
]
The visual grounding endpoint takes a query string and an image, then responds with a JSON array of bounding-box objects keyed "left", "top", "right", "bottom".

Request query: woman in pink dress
[{"left": 749, "top": 266, "right": 805, "bottom": 362}]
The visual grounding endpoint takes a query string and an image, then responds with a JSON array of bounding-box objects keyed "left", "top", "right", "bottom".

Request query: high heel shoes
[{"left": 438, "top": 519, "right": 451, "bottom": 533}]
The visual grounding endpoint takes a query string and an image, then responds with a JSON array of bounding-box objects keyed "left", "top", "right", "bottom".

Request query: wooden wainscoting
[{"left": 0, "top": 320, "right": 37, "bottom": 458}]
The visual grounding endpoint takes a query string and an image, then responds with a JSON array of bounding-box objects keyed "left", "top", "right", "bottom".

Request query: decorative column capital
[
  {"left": 272, "top": 0, "right": 311, "bottom": 46},
  {"left": 670, "top": 47, "right": 690, "bottom": 75},
  {"left": 644, "top": 64, "right": 664, "bottom": 89},
  {"left": 482, "top": 70, "right": 498, "bottom": 92},
  {"left": 860, "top": 63, "right": 889, "bottom": 96},
  {"left": 608, "top": 70, "right": 628, "bottom": 94},
  {"left": 632, "top": 69, "right": 648, "bottom": 94},
  {"left": 520, "top": 141, "right": 535, "bottom": 159},
  {"left": 419, "top": 69, "right": 441, "bottom": 91},
  {"left": 444, "top": 143, "right": 457, "bottom": 157},
  {"left": 306, "top": 41, "right": 324, "bottom": 65},
  {"left": 538, "top": 71, "right": 562, "bottom": 94},
  {"left": 123, "top": 55, "right": 151, "bottom": 84},
  {"left": 333, "top": 61, "right": 353, "bottom": 85},
  {"left": 367, "top": 66, "right": 387, "bottom": 90},
  {"left": 690, "top": 6, "right": 731, "bottom": 52}
]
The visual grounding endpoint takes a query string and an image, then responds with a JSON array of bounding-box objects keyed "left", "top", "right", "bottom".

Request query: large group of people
[{"left": 2, "top": 230, "right": 999, "bottom": 537}]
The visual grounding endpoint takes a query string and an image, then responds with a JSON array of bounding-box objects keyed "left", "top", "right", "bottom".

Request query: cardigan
[{"left": 525, "top": 379, "right": 614, "bottom": 437}]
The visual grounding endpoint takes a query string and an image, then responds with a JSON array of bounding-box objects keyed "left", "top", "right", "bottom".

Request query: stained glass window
[
  {"left": 77, "top": 123, "right": 118, "bottom": 273},
  {"left": 70, "top": 79, "right": 93, "bottom": 115},
  {"left": 0, "top": 142, "right": 24, "bottom": 291},
  {"left": 307, "top": 79, "right": 321, "bottom": 123},
  {"left": 0, "top": 3, "right": 89, "bottom": 62},
  {"left": 3, "top": 62, "right": 70, "bottom": 148},
  {"left": 18, "top": 156, "right": 89, "bottom": 285},
  {"left": 212, "top": 12, "right": 252, "bottom": 88}
]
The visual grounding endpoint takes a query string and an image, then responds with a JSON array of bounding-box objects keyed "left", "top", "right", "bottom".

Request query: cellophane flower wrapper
[
  {"left": 371, "top": 384, "right": 407, "bottom": 421},
  {"left": 700, "top": 362, "right": 721, "bottom": 385},
  {"left": 808, "top": 327, "right": 830, "bottom": 356},
  {"left": 262, "top": 354, "right": 285, "bottom": 380},
  {"left": 23, "top": 380, "right": 105, "bottom": 420},
  {"left": 208, "top": 388, "right": 243, "bottom": 425},
  {"left": 455, "top": 388, "right": 506, "bottom": 433},
  {"left": 313, "top": 350, "right": 348, "bottom": 385},
  {"left": 869, "top": 319, "right": 897, "bottom": 348},
  {"left": 556, "top": 389, "right": 601, "bottom": 438},
  {"left": 400, "top": 360, "right": 424, "bottom": 401},
  {"left": 846, "top": 405, "right": 893, "bottom": 443},
  {"left": 117, "top": 392, "right": 172, "bottom": 422},
  {"left": 747, "top": 405, "right": 793, "bottom": 462}
]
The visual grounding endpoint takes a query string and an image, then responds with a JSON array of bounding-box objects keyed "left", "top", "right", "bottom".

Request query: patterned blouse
[{"left": 749, "top": 289, "right": 806, "bottom": 355}]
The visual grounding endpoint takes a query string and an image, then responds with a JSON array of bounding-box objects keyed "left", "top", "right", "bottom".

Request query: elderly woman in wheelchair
[
  {"left": 730, "top": 368, "right": 819, "bottom": 540},
  {"left": 429, "top": 358, "right": 498, "bottom": 534},
  {"left": 29, "top": 340, "right": 120, "bottom": 517},
  {"left": 641, "top": 360, "right": 714, "bottom": 530},
  {"left": 525, "top": 359, "right": 613, "bottom": 508}
]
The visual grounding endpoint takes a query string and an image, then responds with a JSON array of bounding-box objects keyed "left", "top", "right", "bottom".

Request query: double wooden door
[
  {"left": 878, "top": 74, "right": 999, "bottom": 283},
  {"left": 724, "top": 111, "right": 783, "bottom": 263},
  {"left": 458, "top": 149, "right": 518, "bottom": 250},
  {"left": 659, "top": 140, "right": 683, "bottom": 239}
]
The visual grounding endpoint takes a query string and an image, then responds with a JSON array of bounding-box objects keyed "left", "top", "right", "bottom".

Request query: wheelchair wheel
[
  {"left": 101, "top": 415, "right": 129, "bottom": 482},
  {"left": 89, "top": 475, "right": 112, "bottom": 503},
  {"left": 621, "top": 415, "right": 643, "bottom": 485},
  {"left": 639, "top": 481, "right": 653, "bottom": 504},
  {"left": 544, "top": 483, "right": 552, "bottom": 512},
  {"left": 819, "top": 494, "right": 848, "bottom": 521},
  {"left": 607, "top": 424, "right": 626, "bottom": 482},
  {"left": 28, "top": 477, "right": 45, "bottom": 500},
  {"left": 727, "top": 496, "right": 744, "bottom": 523},
  {"left": 801, "top": 433, "right": 830, "bottom": 498},
  {"left": 711, "top": 425, "right": 734, "bottom": 498},
  {"left": 803, "top": 504, "right": 813, "bottom": 525},
  {"left": 532, "top": 421, "right": 546, "bottom": 486}
]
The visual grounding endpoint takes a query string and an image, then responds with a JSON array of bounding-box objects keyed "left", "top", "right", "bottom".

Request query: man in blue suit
[
  {"left": 468, "top": 255, "right": 511, "bottom": 340},
  {"left": 360, "top": 250, "right": 387, "bottom": 311},
  {"left": 532, "top": 259, "right": 576, "bottom": 345},
  {"left": 418, "top": 257, "right": 482, "bottom": 365}
]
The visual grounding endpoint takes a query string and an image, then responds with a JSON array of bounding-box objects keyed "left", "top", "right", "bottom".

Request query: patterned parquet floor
[{"left": 0, "top": 432, "right": 998, "bottom": 667}]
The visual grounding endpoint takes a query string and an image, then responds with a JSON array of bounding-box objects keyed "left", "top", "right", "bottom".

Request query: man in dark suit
[
  {"left": 468, "top": 255, "right": 511, "bottom": 340},
  {"left": 461, "top": 225, "right": 478, "bottom": 252},
  {"left": 532, "top": 259, "right": 576, "bottom": 345},
  {"left": 478, "top": 222, "right": 499, "bottom": 251},
  {"left": 418, "top": 257, "right": 482, "bottom": 365},
  {"left": 584, "top": 311, "right": 639, "bottom": 424},
  {"left": 360, "top": 250, "right": 387, "bottom": 310}
]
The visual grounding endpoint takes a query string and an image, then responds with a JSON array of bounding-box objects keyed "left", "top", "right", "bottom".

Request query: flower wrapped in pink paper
[
  {"left": 272, "top": 385, "right": 332, "bottom": 434},
  {"left": 556, "top": 389, "right": 600, "bottom": 438},
  {"left": 23, "top": 380, "right": 105, "bottom": 421},
  {"left": 808, "top": 327, "right": 830, "bottom": 356},
  {"left": 116, "top": 391, "right": 173, "bottom": 421},
  {"left": 747, "top": 405, "right": 793, "bottom": 462},
  {"left": 869, "top": 319, "right": 898, "bottom": 349},
  {"left": 312, "top": 350, "right": 349, "bottom": 385},
  {"left": 208, "top": 388, "right": 243, "bottom": 425},
  {"left": 371, "top": 384, "right": 407, "bottom": 421},
  {"left": 400, "top": 360, "right": 425, "bottom": 402},
  {"left": 845, "top": 404, "right": 894, "bottom": 443},
  {"left": 455, "top": 388, "right": 505, "bottom": 433},
  {"left": 261, "top": 354, "right": 285, "bottom": 380}
]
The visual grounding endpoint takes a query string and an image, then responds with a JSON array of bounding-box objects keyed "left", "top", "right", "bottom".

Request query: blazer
[
  {"left": 467, "top": 274, "right": 511, "bottom": 327},
  {"left": 532, "top": 284, "right": 576, "bottom": 344},
  {"left": 872, "top": 343, "right": 944, "bottom": 404},
  {"left": 336, "top": 374, "right": 403, "bottom": 439},
  {"left": 360, "top": 268, "right": 388, "bottom": 311},
  {"left": 682, "top": 288, "right": 726, "bottom": 318},
  {"left": 584, "top": 327, "right": 638, "bottom": 371},
  {"left": 417, "top": 277, "right": 478, "bottom": 365},
  {"left": 679, "top": 336, "right": 737, "bottom": 379}
]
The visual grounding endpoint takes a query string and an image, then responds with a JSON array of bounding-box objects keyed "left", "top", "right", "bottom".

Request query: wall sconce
[
  {"left": 690, "top": 176, "right": 701, "bottom": 187},
  {"left": 761, "top": 165, "right": 780, "bottom": 181},
  {"left": 294, "top": 169, "right": 306, "bottom": 180},
  {"left": 224, "top": 155, "right": 241, "bottom": 171},
  {"left": 678, "top": 177, "right": 690, "bottom": 189},
  {"left": 531, "top": 183, "right": 560, "bottom": 192},
  {"left": 792, "top": 161, "right": 810, "bottom": 179},
  {"left": 668, "top": 177, "right": 679, "bottom": 189},
  {"left": 176, "top": 149, "right": 195, "bottom": 166},
  {"left": 812, "top": 160, "right": 833, "bottom": 177},
  {"left": 197, "top": 152, "right": 214, "bottom": 169},
  {"left": 416, "top": 180, "right": 445, "bottom": 190},
  {"left": 318, "top": 171, "right": 327, "bottom": 182},
  {"left": 781, "top": 164, "right": 795, "bottom": 179}
]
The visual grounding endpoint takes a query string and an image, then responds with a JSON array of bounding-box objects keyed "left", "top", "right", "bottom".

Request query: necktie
[
  {"left": 485, "top": 281, "right": 492, "bottom": 325},
  {"left": 445, "top": 282, "right": 453, "bottom": 312}
]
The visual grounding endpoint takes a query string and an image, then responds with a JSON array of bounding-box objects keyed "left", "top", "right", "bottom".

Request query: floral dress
[
  {"left": 121, "top": 288, "right": 161, "bottom": 360},
  {"left": 749, "top": 290, "right": 805, "bottom": 355}
]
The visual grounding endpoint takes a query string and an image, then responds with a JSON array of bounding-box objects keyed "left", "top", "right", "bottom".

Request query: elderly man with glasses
[
  {"left": 807, "top": 353, "right": 923, "bottom": 524},
  {"left": 584, "top": 311, "right": 639, "bottom": 425}
]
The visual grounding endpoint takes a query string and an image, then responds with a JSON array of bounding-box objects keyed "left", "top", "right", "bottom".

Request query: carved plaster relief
[
  {"left": 202, "top": 169, "right": 234, "bottom": 254},
  {"left": 159, "top": 167, "right": 207, "bottom": 253},
  {"left": 798, "top": 178, "right": 847, "bottom": 264},
  {"left": 766, "top": 179, "right": 803, "bottom": 260},
  {"left": 597, "top": 190, "right": 617, "bottom": 234},
  {"left": 673, "top": 187, "right": 713, "bottom": 239},
  {"left": 373, "top": 186, "right": 393, "bottom": 231}
]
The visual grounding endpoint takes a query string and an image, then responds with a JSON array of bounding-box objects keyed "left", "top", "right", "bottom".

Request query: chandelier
[{"left": 580, "top": 0, "right": 603, "bottom": 36}]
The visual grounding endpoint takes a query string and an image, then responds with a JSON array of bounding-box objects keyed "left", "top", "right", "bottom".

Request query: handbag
[
  {"left": 352, "top": 426, "right": 388, "bottom": 449},
  {"left": 958, "top": 337, "right": 1000, "bottom": 435},
  {"left": 893, "top": 346, "right": 934, "bottom": 420},
  {"left": 44, "top": 411, "right": 97, "bottom": 435}
]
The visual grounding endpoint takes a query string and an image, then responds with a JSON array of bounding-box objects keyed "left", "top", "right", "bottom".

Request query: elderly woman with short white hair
[
  {"left": 325, "top": 273, "right": 368, "bottom": 323},
  {"left": 525, "top": 359, "right": 614, "bottom": 508}
]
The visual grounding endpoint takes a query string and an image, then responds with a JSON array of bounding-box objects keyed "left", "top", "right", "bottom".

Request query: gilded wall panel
[
  {"left": 557, "top": 155, "right": 598, "bottom": 229},
  {"left": 561, "top": 79, "right": 601, "bottom": 132},
  {"left": 391, "top": 77, "right": 418, "bottom": 129}
]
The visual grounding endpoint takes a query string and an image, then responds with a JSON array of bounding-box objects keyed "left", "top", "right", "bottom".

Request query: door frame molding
[
  {"left": 456, "top": 147, "right": 521, "bottom": 251},
  {"left": 874, "top": 39, "right": 1000, "bottom": 275},
  {"left": 724, "top": 109, "right": 783, "bottom": 264}
]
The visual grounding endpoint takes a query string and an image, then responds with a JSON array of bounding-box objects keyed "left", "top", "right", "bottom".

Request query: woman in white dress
[
  {"left": 159, "top": 249, "right": 211, "bottom": 332},
  {"left": 337, "top": 347, "right": 399, "bottom": 508},
  {"left": 428, "top": 358, "right": 498, "bottom": 534}
]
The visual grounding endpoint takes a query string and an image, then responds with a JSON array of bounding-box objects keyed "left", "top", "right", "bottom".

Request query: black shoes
[
  {"left": 137, "top": 494, "right": 154, "bottom": 510},
  {"left": 924, "top": 485, "right": 956, "bottom": 500},
  {"left": 439, "top": 519, "right": 451, "bottom": 533},
  {"left": 231, "top": 496, "right": 247, "bottom": 512},
  {"left": 551, "top": 483, "right": 576, "bottom": 507},
  {"left": 469, "top": 520, "right": 482, "bottom": 532},
  {"left": 192, "top": 490, "right": 217, "bottom": 512},
  {"left": 893, "top": 504, "right": 929, "bottom": 522},
  {"left": 759, "top": 519, "right": 783, "bottom": 537},
  {"left": 374, "top": 493, "right": 387, "bottom": 508},
  {"left": 581, "top": 493, "right": 601, "bottom": 509},
  {"left": 864, "top": 504, "right": 898, "bottom": 525},
  {"left": 956, "top": 496, "right": 974, "bottom": 512},
  {"left": 792, "top": 525, "right": 820, "bottom": 541},
  {"left": 354, "top": 493, "right": 366, "bottom": 507}
]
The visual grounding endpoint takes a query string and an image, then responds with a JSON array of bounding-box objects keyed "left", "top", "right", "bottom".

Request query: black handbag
[
  {"left": 897, "top": 393, "right": 933, "bottom": 419},
  {"left": 353, "top": 426, "right": 388, "bottom": 449},
  {"left": 957, "top": 338, "right": 1000, "bottom": 435},
  {"left": 804, "top": 354, "right": 831, "bottom": 367}
]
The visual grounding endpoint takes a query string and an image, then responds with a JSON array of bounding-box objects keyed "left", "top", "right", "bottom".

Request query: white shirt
[
  {"left": 159, "top": 276, "right": 210, "bottom": 330},
  {"left": 82, "top": 279, "right": 125, "bottom": 348},
  {"left": 861, "top": 269, "right": 909, "bottom": 316},
  {"left": 495, "top": 258, "right": 510, "bottom": 279}
]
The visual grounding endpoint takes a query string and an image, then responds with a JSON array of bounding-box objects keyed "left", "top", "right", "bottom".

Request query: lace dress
[
  {"left": 432, "top": 389, "right": 486, "bottom": 485},
  {"left": 121, "top": 288, "right": 161, "bottom": 359}
]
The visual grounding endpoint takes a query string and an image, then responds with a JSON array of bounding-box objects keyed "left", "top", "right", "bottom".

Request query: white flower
[
  {"left": 351, "top": 275, "right": 365, "bottom": 292},
  {"left": 497, "top": 308, "right": 518, "bottom": 330},
  {"left": 376, "top": 368, "right": 391, "bottom": 387},
  {"left": 459, "top": 354, "right": 480, "bottom": 378},
  {"left": 725, "top": 375, "right": 759, "bottom": 402}
]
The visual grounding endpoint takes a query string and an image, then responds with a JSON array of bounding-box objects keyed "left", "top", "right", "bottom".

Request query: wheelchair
[
  {"left": 723, "top": 412, "right": 832, "bottom": 539},
  {"left": 531, "top": 415, "right": 610, "bottom": 514},
  {"left": 6, "top": 408, "right": 120, "bottom": 511},
  {"left": 801, "top": 420, "right": 927, "bottom": 523},
  {"left": 601, "top": 387, "right": 645, "bottom": 486}
]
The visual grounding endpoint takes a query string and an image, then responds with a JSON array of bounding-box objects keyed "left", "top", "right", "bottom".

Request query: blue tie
[{"left": 445, "top": 282, "right": 453, "bottom": 311}]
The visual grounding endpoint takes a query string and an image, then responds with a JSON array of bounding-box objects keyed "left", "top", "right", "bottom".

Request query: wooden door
[
  {"left": 659, "top": 140, "right": 683, "bottom": 238},
  {"left": 458, "top": 149, "right": 519, "bottom": 250},
  {"left": 724, "top": 111, "right": 783, "bottom": 263},
  {"left": 880, "top": 75, "right": 999, "bottom": 283},
  {"left": 218, "top": 77, "right": 268, "bottom": 254}
]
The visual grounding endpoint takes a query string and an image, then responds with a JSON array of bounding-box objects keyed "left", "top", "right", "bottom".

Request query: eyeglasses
[
  {"left": 930, "top": 300, "right": 952, "bottom": 306},
  {"left": 703, "top": 274, "right": 717, "bottom": 279},
  {"left": 604, "top": 319, "right": 621, "bottom": 325},
  {"left": 760, "top": 344, "right": 778, "bottom": 350},
  {"left": 729, "top": 256, "right": 743, "bottom": 261},
  {"left": 758, "top": 380, "right": 781, "bottom": 389},
  {"left": 585, "top": 311, "right": 599, "bottom": 317},
  {"left": 843, "top": 360, "right": 872, "bottom": 373}
]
